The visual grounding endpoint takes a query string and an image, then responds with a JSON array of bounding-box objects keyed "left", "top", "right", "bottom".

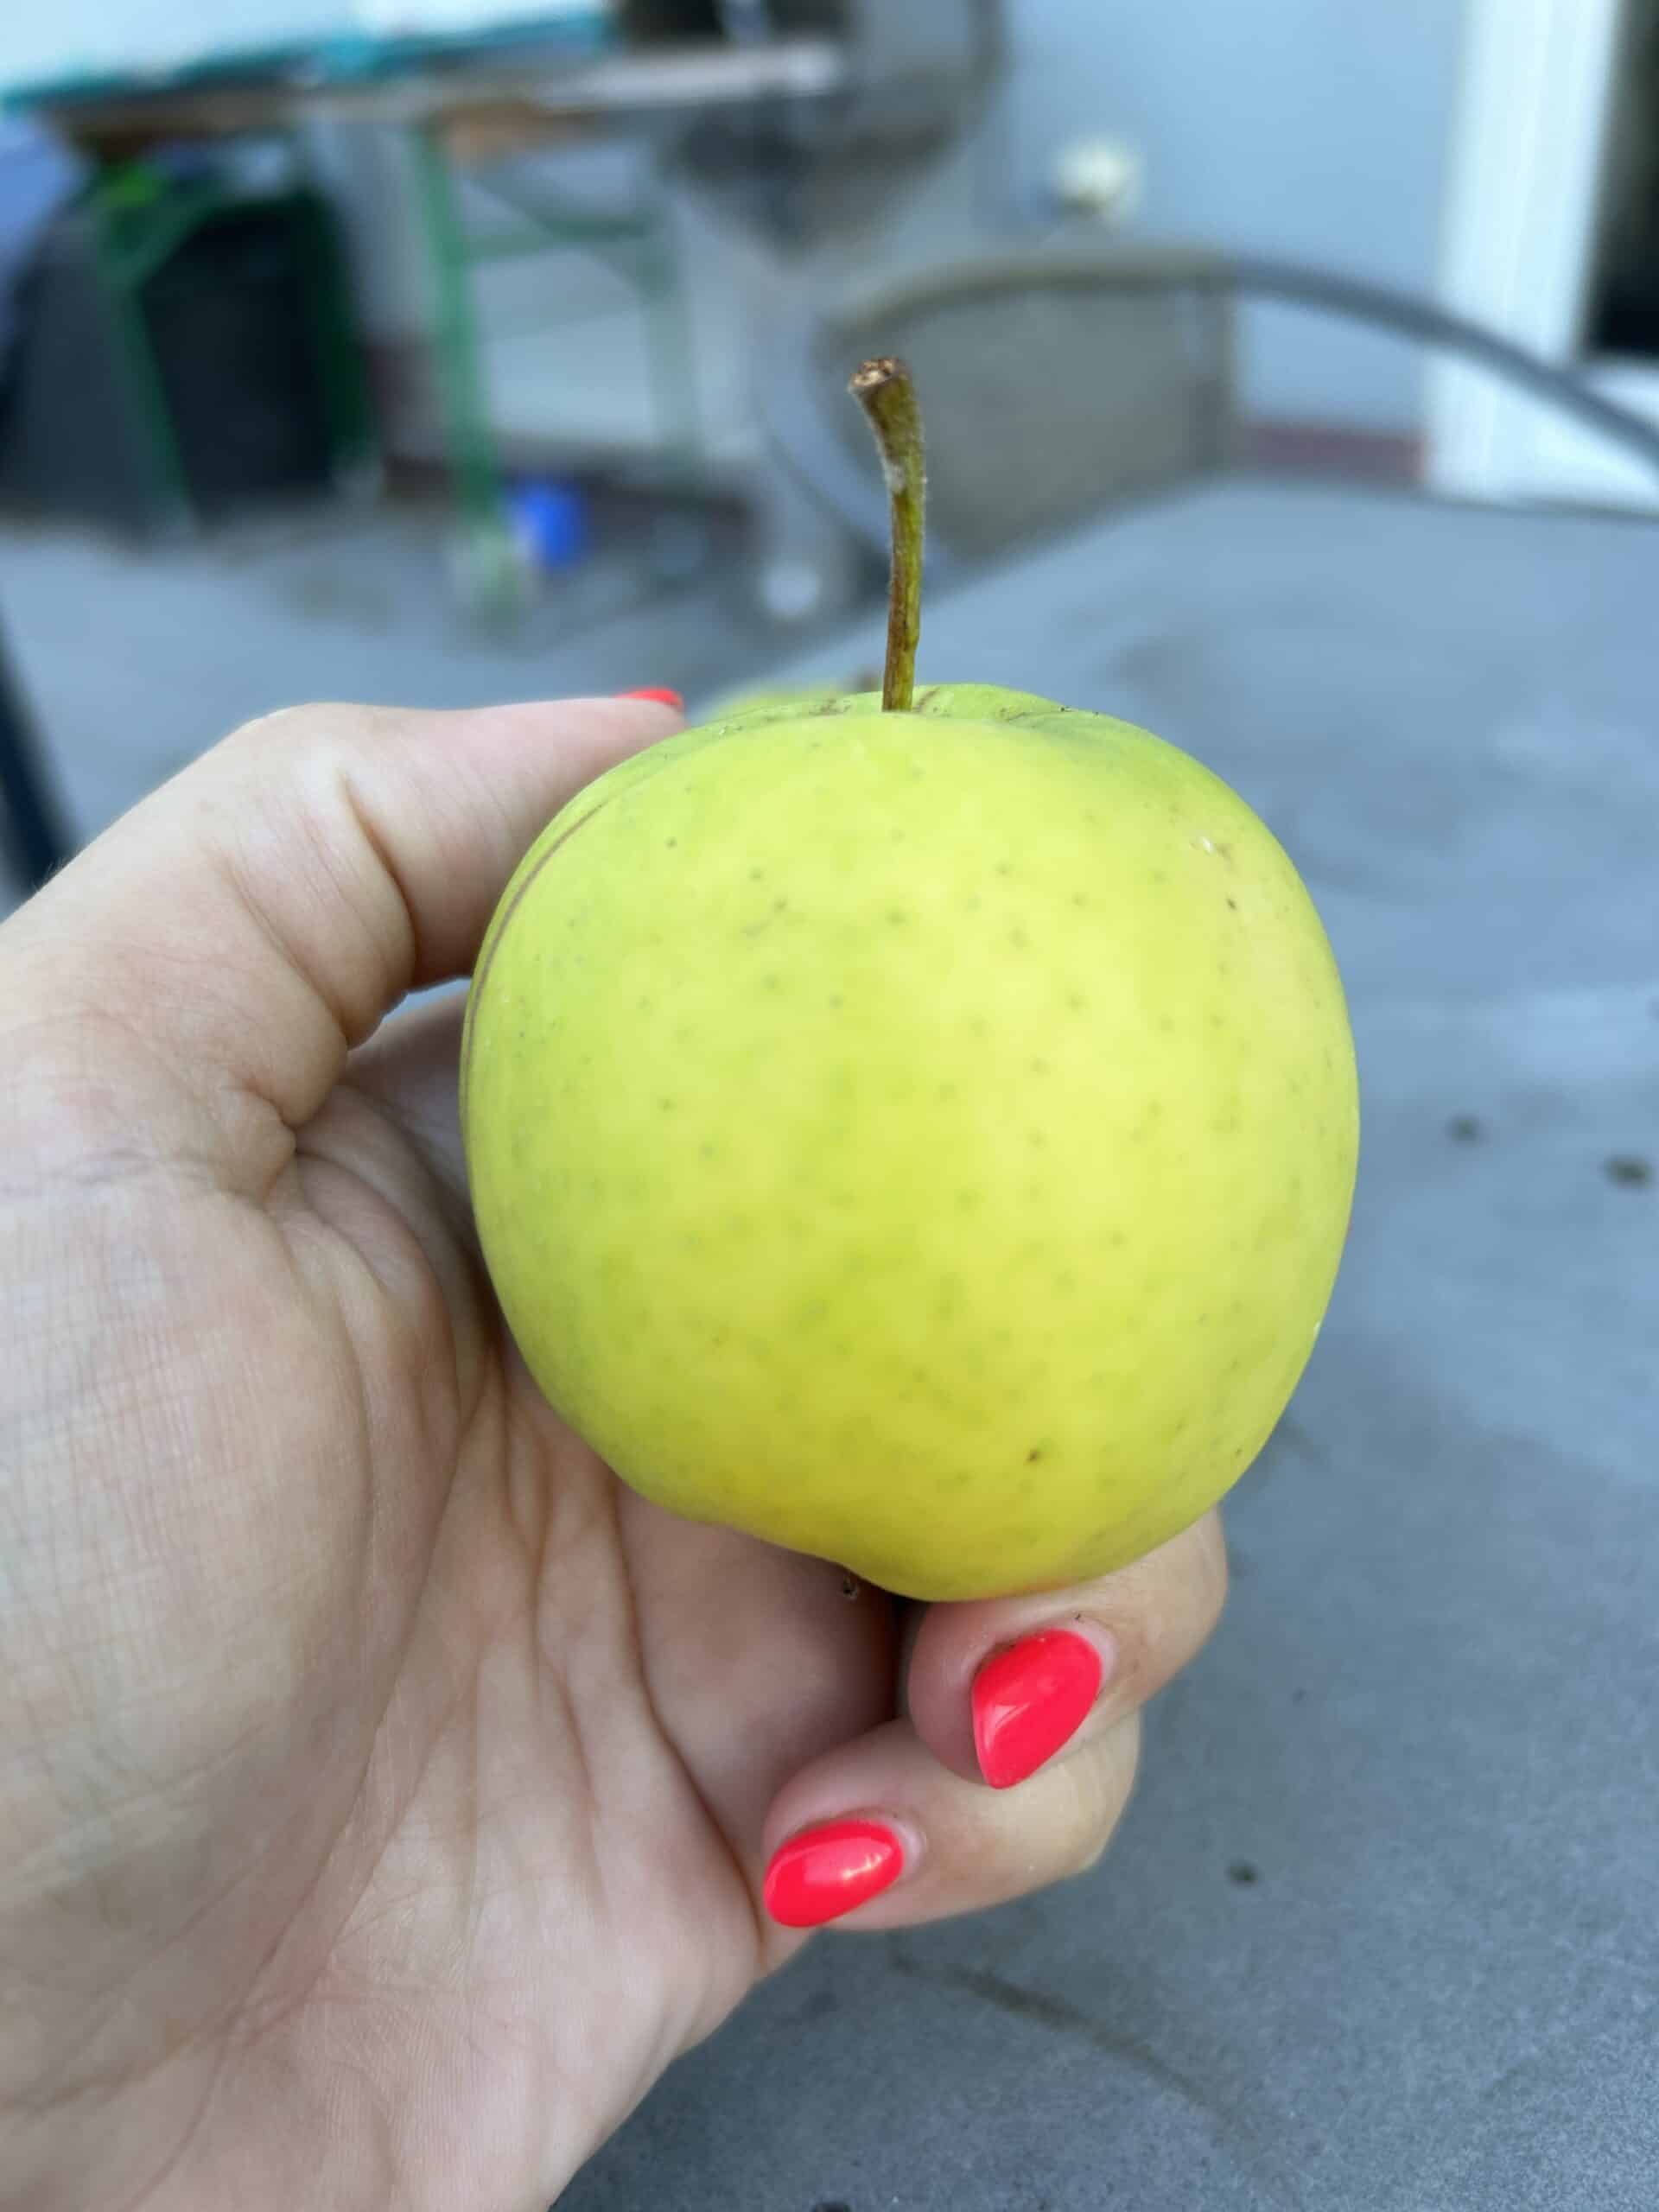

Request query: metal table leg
[{"left": 0, "top": 616, "right": 70, "bottom": 897}]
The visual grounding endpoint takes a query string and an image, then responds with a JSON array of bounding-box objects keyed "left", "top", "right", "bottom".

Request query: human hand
[{"left": 0, "top": 698, "right": 1227, "bottom": 2210}]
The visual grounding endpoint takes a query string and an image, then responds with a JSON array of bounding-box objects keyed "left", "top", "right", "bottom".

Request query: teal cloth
[{"left": 3, "top": 11, "right": 617, "bottom": 111}]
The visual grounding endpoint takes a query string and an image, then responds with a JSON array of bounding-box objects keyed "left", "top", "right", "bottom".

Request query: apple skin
[
  {"left": 698, "top": 684, "right": 846, "bottom": 723},
  {"left": 461, "top": 684, "right": 1358, "bottom": 1601}
]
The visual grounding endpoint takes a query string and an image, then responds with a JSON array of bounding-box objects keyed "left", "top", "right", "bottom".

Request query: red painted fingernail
[
  {"left": 972, "top": 1629, "right": 1104, "bottom": 1790},
  {"left": 616, "top": 686, "right": 683, "bottom": 709},
  {"left": 762, "top": 1818, "right": 904, "bottom": 1929}
]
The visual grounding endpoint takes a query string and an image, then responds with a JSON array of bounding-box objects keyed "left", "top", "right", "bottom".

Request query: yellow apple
[{"left": 461, "top": 679, "right": 1357, "bottom": 1599}]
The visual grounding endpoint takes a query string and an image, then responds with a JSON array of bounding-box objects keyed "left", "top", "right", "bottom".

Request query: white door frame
[{"left": 1425, "top": 0, "right": 1653, "bottom": 503}]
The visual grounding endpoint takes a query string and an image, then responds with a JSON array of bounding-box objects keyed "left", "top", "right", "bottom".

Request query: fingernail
[
  {"left": 616, "top": 686, "right": 683, "bottom": 709},
  {"left": 762, "top": 1817, "right": 905, "bottom": 1929},
  {"left": 973, "top": 1628, "right": 1105, "bottom": 1790}
]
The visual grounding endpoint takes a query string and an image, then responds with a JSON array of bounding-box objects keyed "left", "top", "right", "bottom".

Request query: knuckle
[
  {"left": 228, "top": 702, "right": 323, "bottom": 751},
  {"left": 954, "top": 1719, "right": 1142, "bottom": 1910},
  {"left": 1116, "top": 1512, "right": 1229, "bottom": 1685},
  {"left": 1190, "top": 1509, "right": 1230, "bottom": 1635},
  {"left": 1058, "top": 1716, "right": 1141, "bottom": 1878}
]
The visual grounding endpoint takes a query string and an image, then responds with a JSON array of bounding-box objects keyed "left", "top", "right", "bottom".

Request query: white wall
[{"left": 1004, "top": 0, "right": 1469, "bottom": 431}]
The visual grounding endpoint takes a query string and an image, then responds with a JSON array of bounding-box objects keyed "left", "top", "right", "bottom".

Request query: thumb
[{"left": 2, "top": 696, "right": 681, "bottom": 1136}]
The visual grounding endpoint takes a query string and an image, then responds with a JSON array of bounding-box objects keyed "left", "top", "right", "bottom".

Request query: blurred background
[
  {"left": 3, "top": 0, "right": 1658, "bottom": 909},
  {"left": 5, "top": 19, "right": 1657, "bottom": 2203}
]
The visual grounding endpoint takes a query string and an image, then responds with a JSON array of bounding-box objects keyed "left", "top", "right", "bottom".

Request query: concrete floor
[{"left": 0, "top": 487, "right": 844, "bottom": 915}]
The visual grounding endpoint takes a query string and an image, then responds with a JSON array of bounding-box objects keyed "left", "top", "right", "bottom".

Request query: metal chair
[
  {"left": 760, "top": 244, "right": 1659, "bottom": 580},
  {"left": 762, "top": 245, "right": 1235, "bottom": 578}
]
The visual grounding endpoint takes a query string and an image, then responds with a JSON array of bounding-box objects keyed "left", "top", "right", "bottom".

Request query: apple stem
[{"left": 849, "top": 356, "right": 925, "bottom": 713}]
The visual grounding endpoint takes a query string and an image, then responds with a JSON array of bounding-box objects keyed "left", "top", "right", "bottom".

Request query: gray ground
[{"left": 0, "top": 490, "right": 826, "bottom": 913}]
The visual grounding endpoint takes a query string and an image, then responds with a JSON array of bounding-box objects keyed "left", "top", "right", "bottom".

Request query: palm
[
  {"left": 6, "top": 990, "right": 898, "bottom": 2212},
  {"left": 96, "top": 997, "right": 890, "bottom": 2206}
]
